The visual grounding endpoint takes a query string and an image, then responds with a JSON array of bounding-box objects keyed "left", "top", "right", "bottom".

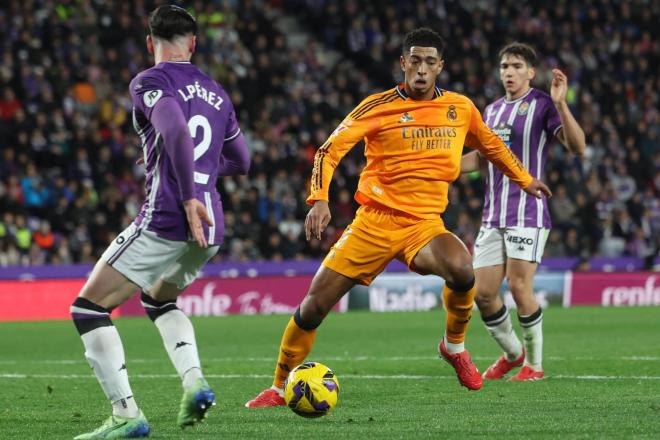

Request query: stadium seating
[{"left": 0, "top": 1, "right": 657, "bottom": 268}]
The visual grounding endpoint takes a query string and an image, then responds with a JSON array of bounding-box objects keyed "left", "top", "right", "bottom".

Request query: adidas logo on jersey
[{"left": 398, "top": 112, "right": 414, "bottom": 123}]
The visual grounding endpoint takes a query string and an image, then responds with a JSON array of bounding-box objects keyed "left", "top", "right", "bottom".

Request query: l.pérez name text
[{"left": 177, "top": 81, "right": 223, "bottom": 110}]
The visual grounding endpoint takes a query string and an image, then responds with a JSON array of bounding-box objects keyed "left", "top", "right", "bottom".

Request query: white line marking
[
  {"left": 621, "top": 356, "right": 660, "bottom": 361},
  {"left": 1, "top": 373, "right": 659, "bottom": 381}
]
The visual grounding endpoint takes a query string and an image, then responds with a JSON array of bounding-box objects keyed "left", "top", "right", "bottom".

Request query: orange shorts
[{"left": 322, "top": 204, "right": 448, "bottom": 285}]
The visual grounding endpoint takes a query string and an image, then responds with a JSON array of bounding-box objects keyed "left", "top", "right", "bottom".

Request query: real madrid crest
[
  {"left": 517, "top": 101, "right": 529, "bottom": 116},
  {"left": 447, "top": 105, "right": 457, "bottom": 122}
]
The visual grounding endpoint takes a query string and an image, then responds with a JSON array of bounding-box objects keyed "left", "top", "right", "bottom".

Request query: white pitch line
[
  {"left": 1, "top": 373, "right": 659, "bottom": 381},
  {"left": 552, "top": 375, "right": 660, "bottom": 381},
  {"left": 621, "top": 356, "right": 660, "bottom": 361},
  {"left": 0, "top": 355, "right": 658, "bottom": 365}
]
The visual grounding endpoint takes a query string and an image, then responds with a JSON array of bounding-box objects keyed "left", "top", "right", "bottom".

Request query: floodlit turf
[{"left": 1, "top": 307, "right": 659, "bottom": 439}]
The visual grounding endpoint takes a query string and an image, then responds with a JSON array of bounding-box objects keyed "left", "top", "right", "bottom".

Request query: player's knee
[
  {"left": 293, "top": 305, "right": 322, "bottom": 331},
  {"left": 475, "top": 290, "right": 493, "bottom": 308},
  {"left": 507, "top": 277, "right": 529, "bottom": 297},
  {"left": 444, "top": 257, "right": 474, "bottom": 290},
  {"left": 140, "top": 291, "right": 179, "bottom": 322},
  {"left": 308, "top": 297, "right": 332, "bottom": 320},
  {"left": 70, "top": 297, "right": 113, "bottom": 335}
]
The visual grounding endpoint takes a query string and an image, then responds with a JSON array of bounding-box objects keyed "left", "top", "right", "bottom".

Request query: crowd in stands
[{"left": 0, "top": 0, "right": 657, "bottom": 268}]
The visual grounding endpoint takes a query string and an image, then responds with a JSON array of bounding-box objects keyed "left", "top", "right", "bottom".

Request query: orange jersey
[{"left": 308, "top": 84, "right": 533, "bottom": 219}]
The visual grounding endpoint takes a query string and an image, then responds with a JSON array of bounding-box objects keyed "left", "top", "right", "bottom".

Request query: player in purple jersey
[
  {"left": 70, "top": 6, "right": 249, "bottom": 438},
  {"left": 462, "top": 43, "right": 584, "bottom": 381}
]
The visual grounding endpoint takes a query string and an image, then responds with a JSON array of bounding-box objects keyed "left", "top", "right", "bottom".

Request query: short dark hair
[
  {"left": 402, "top": 28, "right": 445, "bottom": 57},
  {"left": 148, "top": 5, "right": 197, "bottom": 41},
  {"left": 499, "top": 42, "right": 538, "bottom": 67}
]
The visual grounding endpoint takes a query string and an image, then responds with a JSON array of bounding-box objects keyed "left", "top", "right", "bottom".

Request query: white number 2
[{"left": 188, "top": 115, "right": 211, "bottom": 184}]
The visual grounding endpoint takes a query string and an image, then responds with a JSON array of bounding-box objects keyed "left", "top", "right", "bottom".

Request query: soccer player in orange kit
[{"left": 246, "top": 28, "right": 551, "bottom": 407}]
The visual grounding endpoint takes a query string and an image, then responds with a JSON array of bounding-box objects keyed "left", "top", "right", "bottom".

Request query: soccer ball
[{"left": 284, "top": 362, "right": 340, "bottom": 418}]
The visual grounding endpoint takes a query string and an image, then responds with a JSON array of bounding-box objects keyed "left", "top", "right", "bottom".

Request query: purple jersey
[
  {"left": 129, "top": 61, "right": 240, "bottom": 244},
  {"left": 481, "top": 88, "right": 561, "bottom": 229}
]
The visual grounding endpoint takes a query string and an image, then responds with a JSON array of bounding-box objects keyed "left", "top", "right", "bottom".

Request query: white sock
[
  {"left": 183, "top": 367, "right": 204, "bottom": 390},
  {"left": 81, "top": 326, "right": 139, "bottom": 418},
  {"left": 443, "top": 335, "right": 464, "bottom": 354},
  {"left": 483, "top": 306, "right": 523, "bottom": 361},
  {"left": 271, "top": 385, "right": 284, "bottom": 396},
  {"left": 112, "top": 397, "right": 139, "bottom": 419},
  {"left": 519, "top": 308, "right": 543, "bottom": 370},
  {"left": 154, "top": 309, "right": 203, "bottom": 390}
]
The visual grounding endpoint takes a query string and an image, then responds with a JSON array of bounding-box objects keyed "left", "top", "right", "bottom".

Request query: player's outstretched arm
[
  {"left": 219, "top": 132, "right": 250, "bottom": 176},
  {"left": 151, "top": 96, "right": 213, "bottom": 247},
  {"left": 460, "top": 150, "right": 481, "bottom": 173},
  {"left": 551, "top": 69, "right": 586, "bottom": 155},
  {"left": 305, "top": 200, "right": 331, "bottom": 241}
]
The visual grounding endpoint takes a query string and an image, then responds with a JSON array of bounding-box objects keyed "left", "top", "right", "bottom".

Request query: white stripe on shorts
[
  {"left": 204, "top": 191, "right": 215, "bottom": 246},
  {"left": 107, "top": 228, "right": 141, "bottom": 265}
]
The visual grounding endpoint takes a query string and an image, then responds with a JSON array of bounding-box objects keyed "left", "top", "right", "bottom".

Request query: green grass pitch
[{"left": 1, "top": 307, "right": 659, "bottom": 439}]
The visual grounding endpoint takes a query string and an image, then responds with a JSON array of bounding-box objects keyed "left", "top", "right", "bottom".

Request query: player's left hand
[
  {"left": 523, "top": 178, "right": 552, "bottom": 199},
  {"left": 183, "top": 198, "right": 214, "bottom": 248},
  {"left": 550, "top": 69, "right": 568, "bottom": 104},
  {"left": 305, "top": 200, "right": 331, "bottom": 241}
]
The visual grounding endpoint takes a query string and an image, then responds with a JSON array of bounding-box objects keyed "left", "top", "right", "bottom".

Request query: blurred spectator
[
  {"left": 563, "top": 228, "right": 584, "bottom": 258},
  {"left": 278, "top": 212, "right": 303, "bottom": 240},
  {"left": 610, "top": 163, "right": 637, "bottom": 202},
  {"left": 54, "top": 237, "right": 74, "bottom": 265},
  {"left": 599, "top": 217, "right": 627, "bottom": 257},
  {"left": 33, "top": 221, "right": 55, "bottom": 253},
  {"left": 549, "top": 185, "right": 577, "bottom": 230},
  {"left": 12, "top": 215, "right": 31, "bottom": 255},
  {"left": 0, "top": 87, "right": 21, "bottom": 121},
  {"left": 0, "top": 240, "right": 21, "bottom": 265},
  {"left": 544, "top": 230, "right": 565, "bottom": 258}
]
